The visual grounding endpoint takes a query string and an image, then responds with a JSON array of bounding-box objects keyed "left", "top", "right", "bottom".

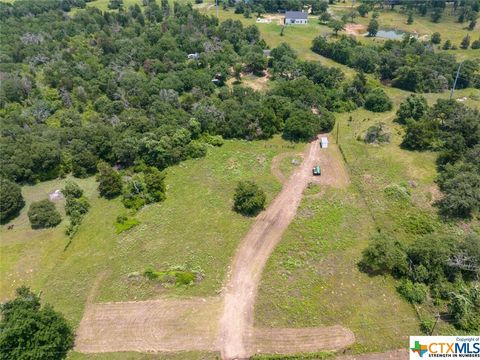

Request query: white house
[
  {"left": 320, "top": 137, "right": 329, "bottom": 148},
  {"left": 284, "top": 11, "right": 308, "bottom": 25}
]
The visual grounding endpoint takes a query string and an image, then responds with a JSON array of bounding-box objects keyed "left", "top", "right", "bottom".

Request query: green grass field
[{"left": 0, "top": 137, "right": 304, "bottom": 326}]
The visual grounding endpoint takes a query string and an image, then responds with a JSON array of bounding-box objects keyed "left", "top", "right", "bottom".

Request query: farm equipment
[{"left": 312, "top": 166, "right": 321, "bottom": 176}]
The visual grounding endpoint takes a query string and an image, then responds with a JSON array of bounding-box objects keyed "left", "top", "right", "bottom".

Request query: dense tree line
[
  {"left": 0, "top": 2, "right": 339, "bottom": 191},
  {"left": 312, "top": 35, "right": 480, "bottom": 93},
  {"left": 397, "top": 96, "right": 480, "bottom": 218},
  {"left": 225, "top": 0, "right": 329, "bottom": 15},
  {"left": 360, "top": 232, "right": 480, "bottom": 331}
]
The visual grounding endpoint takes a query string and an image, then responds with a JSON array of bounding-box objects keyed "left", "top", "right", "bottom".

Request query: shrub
[
  {"left": 233, "top": 180, "right": 266, "bottom": 216},
  {"left": 384, "top": 184, "right": 411, "bottom": 201},
  {"left": 28, "top": 199, "right": 61, "bottom": 229},
  {"left": 199, "top": 133, "right": 224, "bottom": 147},
  {"left": 359, "top": 234, "right": 408, "bottom": 276},
  {"left": 364, "top": 122, "right": 390, "bottom": 144},
  {"left": 397, "top": 279, "right": 428, "bottom": 304},
  {"left": 471, "top": 39, "right": 480, "bottom": 49},
  {"left": 65, "top": 196, "right": 90, "bottom": 217},
  {"left": 364, "top": 88, "right": 392, "bottom": 112},
  {"left": 143, "top": 267, "right": 197, "bottom": 286},
  {"left": 144, "top": 167, "right": 166, "bottom": 203},
  {"left": 97, "top": 162, "right": 122, "bottom": 199},
  {"left": 114, "top": 216, "right": 140, "bottom": 233},
  {"left": 61, "top": 180, "right": 83, "bottom": 199},
  {"left": 396, "top": 94, "right": 428, "bottom": 124},
  {"left": 449, "top": 284, "right": 480, "bottom": 331},
  {"left": 431, "top": 32, "right": 441, "bottom": 44},
  {"left": 460, "top": 34, "right": 471, "bottom": 49},
  {"left": 0, "top": 178, "right": 24, "bottom": 223}
]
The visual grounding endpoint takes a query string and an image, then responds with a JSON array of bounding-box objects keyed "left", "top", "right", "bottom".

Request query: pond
[{"left": 363, "top": 29, "right": 408, "bottom": 40}]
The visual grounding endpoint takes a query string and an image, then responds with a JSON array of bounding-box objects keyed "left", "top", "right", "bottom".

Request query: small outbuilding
[
  {"left": 284, "top": 11, "right": 308, "bottom": 25},
  {"left": 320, "top": 137, "right": 329, "bottom": 148}
]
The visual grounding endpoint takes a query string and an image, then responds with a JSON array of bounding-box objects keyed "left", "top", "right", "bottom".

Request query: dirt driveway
[{"left": 219, "top": 135, "right": 351, "bottom": 359}]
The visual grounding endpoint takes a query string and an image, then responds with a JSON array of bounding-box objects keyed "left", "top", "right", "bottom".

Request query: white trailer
[{"left": 320, "top": 137, "right": 329, "bottom": 148}]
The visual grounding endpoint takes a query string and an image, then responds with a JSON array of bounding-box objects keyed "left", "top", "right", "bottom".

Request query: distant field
[
  {"left": 0, "top": 137, "right": 305, "bottom": 325},
  {"left": 336, "top": 5, "right": 480, "bottom": 45}
]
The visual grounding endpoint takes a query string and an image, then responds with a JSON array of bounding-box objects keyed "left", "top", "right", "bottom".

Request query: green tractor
[{"left": 312, "top": 166, "right": 321, "bottom": 176}]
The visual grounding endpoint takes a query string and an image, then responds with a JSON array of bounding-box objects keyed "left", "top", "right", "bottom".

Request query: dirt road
[{"left": 220, "top": 136, "right": 351, "bottom": 359}]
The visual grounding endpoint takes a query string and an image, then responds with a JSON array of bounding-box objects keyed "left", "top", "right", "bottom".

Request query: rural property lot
[{"left": 74, "top": 136, "right": 354, "bottom": 358}]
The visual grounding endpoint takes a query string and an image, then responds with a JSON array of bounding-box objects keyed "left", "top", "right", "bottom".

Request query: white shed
[{"left": 320, "top": 137, "right": 329, "bottom": 148}]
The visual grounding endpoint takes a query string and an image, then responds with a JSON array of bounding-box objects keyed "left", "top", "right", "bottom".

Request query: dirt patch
[
  {"left": 271, "top": 152, "right": 303, "bottom": 184},
  {"left": 345, "top": 23, "right": 366, "bottom": 35},
  {"left": 310, "top": 136, "right": 350, "bottom": 188},
  {"left": 251, "top": 326, "right": 355, "bottom": 354},
  {"left": 75, "top": 297, "right": 222, "bottom": 353}
]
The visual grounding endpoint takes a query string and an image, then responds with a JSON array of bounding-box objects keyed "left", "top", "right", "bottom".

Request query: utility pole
[
  {"left": 450, "top": 61, "right": 463, "bottom": 100},
  {"left": 216, "top": 0, "right": 218, "bottom": 19}
]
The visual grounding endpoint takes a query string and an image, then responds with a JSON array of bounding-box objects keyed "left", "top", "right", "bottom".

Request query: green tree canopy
[
  {"left": 27, "top": 199, "right": 61, "bottom": 229},
  {"left": 0, "top": 178, "right": 24, "bottom": 223},
  {"left": 233, "top": 180, "right": 266, "bottom": 216},
  {"left": 0, "top": 286, "right": 74, "bottom": 360}
]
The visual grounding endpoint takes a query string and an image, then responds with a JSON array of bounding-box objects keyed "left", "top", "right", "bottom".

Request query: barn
[{"left": 284, "top": 11, "right": 308, "bottom": 25}]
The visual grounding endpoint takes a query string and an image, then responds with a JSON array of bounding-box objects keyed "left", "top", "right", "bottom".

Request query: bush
[
  {"left": 199, "top": 133, "right": 224, "bottom": 147},
  {"left": 65, "top": 196, "right": 90, "bottom": 218},
  {"left": 0, "top": 178, "right": 24, "bottom": 223},
  {"left": 396, "top": 94, "right": 428, "bottom": 124},
  {"left": 0, "top": 286, "right": 74, "bottom": 360},
  {"left": 61, "top": 180, "right": 83, "bottom": 199},
  {"left": 143, "top": 267, "right": 197, "bottom": 286},
  {"left": 431, "top": 32, "right": 441, "bottom": 44},
  {"left": 397, "top": 279, "right": 428, "bottom": 304},
  {"left": 144, "top": 167, "right": 166, "bottom": 203},
  {"left": 359, "top": 234, "right": 408, "bottom": 276},
  {"left": 471, "top": 39, "right": 480, "bottom": 49},
  {"left": 233, "top": 180, "right": 266, "bottom": 216},
  {"left": 114, "top": 216, "right": 140, "bottom": 233},
  {"left": 28, "top": 199, "right": 61, "bottom": 229},
  {"left": 449, "top": 284, "right": 480, "bottom": 331},
  {"left": 97, "top": 162, "right": 122, "bottom": 199},
  {"left": 364, "top": 122, "right": 390, "bottom": 144},
  {"left": 364, "top": 88, "right": 392, "bottom": 112},
  {"left": 384, "top": 183, "right": 410, "bottom": 201}
]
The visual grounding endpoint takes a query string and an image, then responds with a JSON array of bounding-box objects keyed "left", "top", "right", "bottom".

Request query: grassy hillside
[{"left": 0, "top": 137, "right": 305, "bottom": 325}]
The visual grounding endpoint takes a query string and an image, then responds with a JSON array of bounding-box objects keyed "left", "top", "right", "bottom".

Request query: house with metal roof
[{"left": 284, "top": 11, "right": 308, "bottom": 25}]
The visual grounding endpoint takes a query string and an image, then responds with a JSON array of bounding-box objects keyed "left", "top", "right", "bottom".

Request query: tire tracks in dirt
[{"left": 219, "top": 136, "right": 352, "bottom": 359}]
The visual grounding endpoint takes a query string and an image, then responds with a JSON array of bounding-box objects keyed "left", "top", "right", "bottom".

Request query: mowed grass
[{"left": 0, "top": 137, "right": 305, "bottom": 326}]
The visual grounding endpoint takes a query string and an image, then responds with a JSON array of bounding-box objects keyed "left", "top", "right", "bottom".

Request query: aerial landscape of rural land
[{"left": 0, "top": 0, "right": 479, "bottom": 359}]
